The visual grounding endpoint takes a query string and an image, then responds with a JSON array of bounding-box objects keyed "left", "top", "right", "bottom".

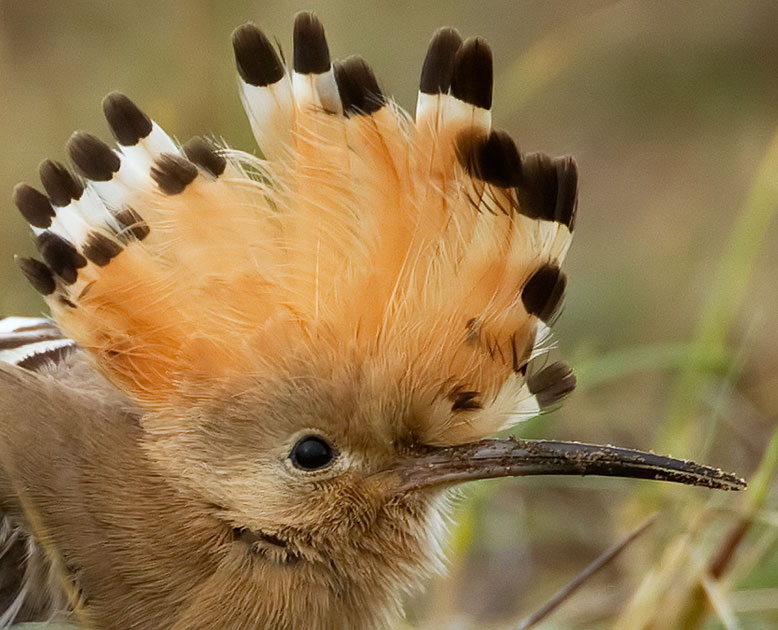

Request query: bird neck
[{"left": 170, "top": 553, "right": 402, "bottom": 630}]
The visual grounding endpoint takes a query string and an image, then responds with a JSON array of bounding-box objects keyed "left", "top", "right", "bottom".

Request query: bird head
[{"left": 12, "top": 11, "right": 744, "bottom": 627}]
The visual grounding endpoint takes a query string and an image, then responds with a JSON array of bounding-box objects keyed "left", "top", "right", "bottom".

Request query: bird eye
[{"left": 290, "top": 435, "right": 335, "bottom": 471}]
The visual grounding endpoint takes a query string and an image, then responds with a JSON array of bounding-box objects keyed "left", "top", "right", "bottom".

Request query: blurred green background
[{"left": 2, "top": 1, "right": 778, "bottom": 628}]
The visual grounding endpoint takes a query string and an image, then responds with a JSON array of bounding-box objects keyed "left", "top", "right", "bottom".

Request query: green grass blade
[{"left": 658, "top": 126, "right": 778, "bottom": 455}]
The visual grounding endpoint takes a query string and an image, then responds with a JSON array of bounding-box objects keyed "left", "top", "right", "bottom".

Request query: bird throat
[{"left": 231, "top": 526, "right": 302, "bottom": 565}]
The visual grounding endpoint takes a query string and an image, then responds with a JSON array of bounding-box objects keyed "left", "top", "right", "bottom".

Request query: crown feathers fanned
[{"left": 14, "top": 12, "right": 578, "bottom": 444}]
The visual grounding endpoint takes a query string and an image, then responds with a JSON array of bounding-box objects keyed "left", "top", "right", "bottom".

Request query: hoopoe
[{"left": 0, "top": 12, "right": 744, "bottom": 630}]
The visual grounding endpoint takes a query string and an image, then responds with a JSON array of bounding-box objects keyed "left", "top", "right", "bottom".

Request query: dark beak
[{"left": 390, "top": 438, "right": 746, "bottom": 492}]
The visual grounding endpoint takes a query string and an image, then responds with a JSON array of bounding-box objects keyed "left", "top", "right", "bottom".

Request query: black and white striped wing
[{"left": 0, "top": 317, "right": 77, "bottom": 373}]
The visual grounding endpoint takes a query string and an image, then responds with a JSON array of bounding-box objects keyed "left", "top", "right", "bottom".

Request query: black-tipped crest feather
[
  {"left": 16, "top": 257, "right": 56, "bottom": 295},
  {"left": 35, "top": 231, "right": 87, "bottom": 284},
  {"left": 333, "top": 56, "right": 385, "bottom": 116},
  {"left": 102, "top": 92, "right": 153, "bottom": 146},
  {"left": 457, "top": 129, "right": 521, "bottom": 188},
  {"left": 450, "top": 37, "right": 493, "bottom": 109},
  {"left": 39, "top": 160, "right": 84, "bottom": 206},
  {"left": 293, "top": 12, "right": 330, "bottom": 74},
  {"left": 554, "top": 156, "right": 578, "bottom": 230},
  {"left": 527, "top": 361, "right": 576, "bottom": 407},
  {"left": 420, "top": 27, "right": 463, "bottom": 94},
  {"left": 82, "top": 232, "right": 122, "bottom": 267},
  {"left": 182, "top": 137, "right": 227, "bottom": 177},
  {"left": 67, "top": 132, "right": 120, "bottom": 182},
  {"left": 232, "top": 23, "right": 285, "bottom": 87},
  {"left": 13, "top": 183, "right": 55, "bottom": 228},
  {"left": 151, "top": 154, "right": 198, "bottom": 195},
  {"left": 517, "top": 153, "right": 578, "bottom": 229},
  {"left": 114, "top": 207, "right": 150, "bottom": 242},
  {"left": 521, "top": 264, "right": 567, "bottom": 322},
  {"left": 449, "top": 387, "right": 482, "bottom": 412}
]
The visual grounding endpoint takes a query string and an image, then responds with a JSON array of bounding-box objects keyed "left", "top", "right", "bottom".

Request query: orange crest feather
[{"left": 16, "top": 14, "right": 578, "bottom": 444}]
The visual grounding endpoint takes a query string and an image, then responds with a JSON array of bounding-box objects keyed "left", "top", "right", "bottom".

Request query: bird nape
[{"left": 0, "top": 10, "right": 744, "bottom": 630}]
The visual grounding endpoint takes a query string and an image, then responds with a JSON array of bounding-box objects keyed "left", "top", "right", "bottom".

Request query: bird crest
[{"left": 14, "top": 12, "right": 577, "bottom": 445}]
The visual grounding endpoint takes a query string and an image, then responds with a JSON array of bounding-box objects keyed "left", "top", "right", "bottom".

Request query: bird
[{"left": 0, "top": 11, "right": 745, "bottom": 630}]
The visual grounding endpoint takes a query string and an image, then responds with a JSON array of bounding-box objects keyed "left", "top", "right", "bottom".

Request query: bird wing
[
  {"left": 0, "top": 316, "right": 129, "bottom": 626},
  {"left": 0, "top": 513, "right": 66, "bottom": 626},
  {"left": 0, "top": 317, "right": 76, "bottom": 373}
]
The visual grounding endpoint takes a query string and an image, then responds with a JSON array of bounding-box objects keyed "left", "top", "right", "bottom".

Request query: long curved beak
[{"left": 389, "top": 438, "right": 746, "bottom": 492}]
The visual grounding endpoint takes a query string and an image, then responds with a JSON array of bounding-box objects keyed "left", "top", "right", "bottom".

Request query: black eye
[{"left": 290, "top": 435, "right": 335, "bottom": 471}]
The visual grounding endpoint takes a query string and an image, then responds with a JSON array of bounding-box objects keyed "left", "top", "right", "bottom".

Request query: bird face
[{"left": 142, "top": 363, "right": 447, "bottom": 567}]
